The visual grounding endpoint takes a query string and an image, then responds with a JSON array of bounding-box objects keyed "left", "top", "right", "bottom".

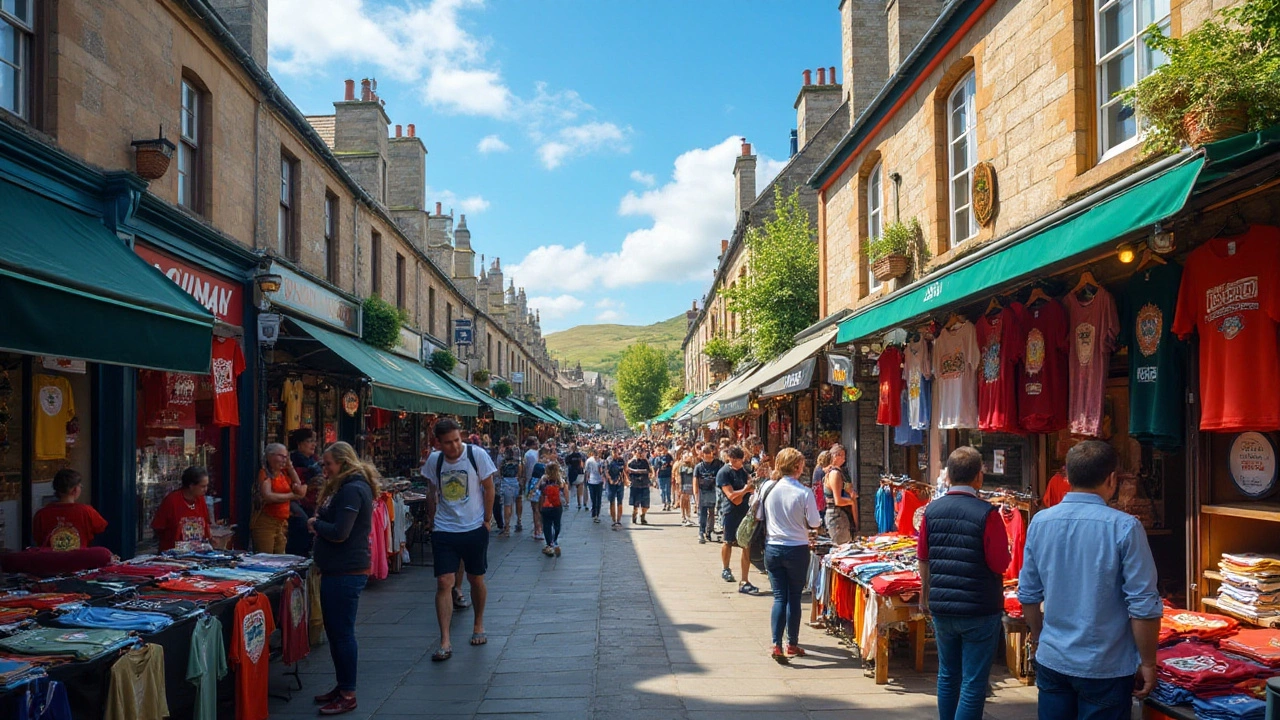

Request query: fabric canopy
[
  {"left": 835, "top": 156, "right": 1206, "bottom": 343},
  {"left": 737, "top": 326, "right": 838, "bottom": 404},
  {"left": 507, "top": 396, "right": 560, "bottom": 425},
  {"left": 0, "top": 178, "right": 215, "bottom": 372},
  {"left": 436, "top": 374, "right": 521, "bottom": 423},
  {"left": 652, "top": 393, "right": 694, "bottom": 423},
  {"left": 294, "top": 320, "right": 478, "bottom": 416},
  {"left": 542, "top": 406, "right": 575, "bottom": 426}
]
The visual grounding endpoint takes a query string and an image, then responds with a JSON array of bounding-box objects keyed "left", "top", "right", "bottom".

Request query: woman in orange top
[{"left": 250, "top": 442, "right": 305, "bottom": 553}]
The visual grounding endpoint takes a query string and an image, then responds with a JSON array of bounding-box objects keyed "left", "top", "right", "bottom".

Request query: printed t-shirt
[
  {"left": 210, "top": 337, "right": 245, "bottom": 427},
  {"left": 34, "top": 374, "right": 74, "bottom": 461},
  {"left": 156, "top": 577, "right": 246, "bottom": 598},
  {"left": 282, "top": 378, "right": 304, "bottom": 432},
  {"left": 1123, "top": 264, "right": 1187, "bottom": 448},
  {"left": 259, "top": 469, "right": 294, "bottom": 520},
  {"left": 1042, "top": 472, "right": 1070, "bottom": 508},
  {"left": 278, "top": 575, "right": 309, "bottom": 665},
  {"left": 498, "top": 453, "right": 521, "bottom": 479},
  {"left": 187, "top": 615, "right": 227, "bottom": 720},
  {"left": 1018, "top": 299, "right": 1070, "bottom": 433},
  {"left": 1220, "top": 629, "right": 1280, "bottom": 666},
  {"left": 150, "top": 491, "right": 211, "bottom": 551},
  {"left": 903, "top": 338, "right": 932, "bottom": 430},
  {"left": 105, "top": 643, "right": 168, "bottom": 720},
  {"left": 694, "top": 460, "right": 723, "bottom": 505},
  {"left": 139, "top": 371, "right": 197, "bottom": 429},
  {"left": 0, "top": 627, "right": 130, "bottom": 660},
  {"left": 113, "top": 597, "right": 201, "bottom": 619},
  {"left": 230, "top": 592, "right": 275, "bottom": 720},
  {"left": 977, "top": 305, "right": 1024, "bottom": 433},
  {"left": 1000, "top": 505, "right": 1026, "bottom": 582},
  {"left": 717, "top": 465, "right": 751, "bottom": 519},
  {"left": 876, "top": 346, "right": 904, "bottom": 427},
  {"left": 564, "top": 451, "right": 585, "bottom": 480},
  {"left": 893, "top": 387, "right": 923, "bottom": 446},
  {"left": 421, "top": 445, "right": 498, "bottom": 533},
  {"left": 32, "top": 502, "right": 108, "bottom": 551},
  {"left": 932, "top": 321, "right": 980, "bottom": 429},
  {"left": 627, "top": 457, "right": 652, "bottom": 489},
  {"left": 897, "top": 490, "right": 927, "bottom": 536},
  {"left": 1172, "top": 227, "right": 1280, "bottom": 431},
  {"left": 1064, "top": 287, "right": 1119, "bottom": 437}
]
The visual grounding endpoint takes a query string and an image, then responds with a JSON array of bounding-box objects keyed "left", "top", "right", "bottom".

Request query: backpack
[
  {"left": 541, "top": 482, "right": 562, "bottom": 508},
  {"left": 434, "top": 444, "right": 480, "bottom": 482},
  {"left": 499, "top": 455, "right": 520, "bottom": 479}
]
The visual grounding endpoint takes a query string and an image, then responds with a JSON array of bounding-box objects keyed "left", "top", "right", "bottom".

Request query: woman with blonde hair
[
  {"left": 537, "top": 462, "right": 569, "bottom": 557},
  {"left": 674, "top": 450, "right": 696, "bottom": 526},
  {"left": 754, "top": 447, "right": 821, "bottom": 662},
  {"left": 308, "top": 441, "right": 378, "bottom": 715}
]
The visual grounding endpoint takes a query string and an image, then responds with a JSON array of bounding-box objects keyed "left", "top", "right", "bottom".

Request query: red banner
[{"left": 134, "top": 243, "right": 244, "bottom": 324}]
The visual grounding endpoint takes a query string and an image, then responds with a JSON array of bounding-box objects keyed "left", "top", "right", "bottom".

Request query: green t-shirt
[
  {"left": 0, "top": 627, "right": 131, "bottom": 660},
  {"left": 1122, "top": 263, "right": 1186, "bottom": 449},
  {"left": 187, "top": 615, "right": 228, "bottom": 720}
]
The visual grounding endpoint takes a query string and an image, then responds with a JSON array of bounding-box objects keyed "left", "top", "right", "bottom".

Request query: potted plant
[
  {"left": 867, "top": 219, "right": 921, "bottom": 283},
  {"left": 1119, "top": 3, "right": 1280, "bottom": 154},
  {"left": 361, "top": 295, "right": 408, "bottom": 351},
  {"left": 472, "top": 368, "right": 491, "bottom": 387},
  {"left": 428, "top": 349, "right": 457, "bottom": 374},
  {"left": 131, "top": 130, "right": 176, "bottom": 180},
  {"left": 703, "top": 336, "right": 746, "bottom": 375},
  {"left": 492, "top": 380, "right": 512, "bottom": 399}
]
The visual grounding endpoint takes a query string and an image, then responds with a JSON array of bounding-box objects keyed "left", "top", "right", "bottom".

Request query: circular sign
[
  {"left": 972, "top": 161, "right": 996, "bottom": 227},
  {"left": 342, "top": 390, "right": 360, "bottom": 417},
  {"left": 1229, "top": 432, "right": 1278, "bottom": 498}
]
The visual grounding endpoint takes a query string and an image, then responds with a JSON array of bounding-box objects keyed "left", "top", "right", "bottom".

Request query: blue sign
[{"left": 454, "top": 319, "right": 473, "bottom": 346}]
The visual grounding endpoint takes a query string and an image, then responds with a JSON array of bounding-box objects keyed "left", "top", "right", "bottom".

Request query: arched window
[
  {"left": 946, "top": 72, "right": 977, "bottom": 247},
  {"left": 867, "top": 161, "right": 883, "bottom": 293}
]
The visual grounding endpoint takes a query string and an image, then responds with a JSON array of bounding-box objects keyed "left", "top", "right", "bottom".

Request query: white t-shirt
[
  {"left": 586, "top": 457, "right": 603, "bottom": 485},
  {"left": 932, "top": 321, "right": 980, "bottom": 429},
  {"left": 756, "top": 477, "right": 821, "bottom": 546},
  {"left": 522, "top": 449, "right": 539, "bottom": 482},
  {"left": 903, "top": 337, "right": 932, "bottom": 430},
  {"left": 421, "top": 444, "right": 498, "bottom": 533}
]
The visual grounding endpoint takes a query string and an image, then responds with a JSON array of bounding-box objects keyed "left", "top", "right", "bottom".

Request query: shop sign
[
  {"left": 454, "top": 319, "right": 473, "bottom": 346},
  {"left": 393, "top": 327, "right": 422, "bottom": 361},
  {"left": 1229, "top": 432, "right": 1278, "bottom": 498},
  {"left": 759, "top": 357, "right": 817, "bottom": 399},
  {"left": 972, "top": 161, "right": 996, "bottom": 227},
  {"left": 270, "top": 263, "right": 361, "bottom": 335},
  {"left": 512, "top": 371, "right": 525, "bottom": 384},
  {"left": 826, "top": 354, "right": 851, "bottom": 386},
  {"left": 134, "top": 243, "right": 244, "bottom": 324},
  {"left": 716, "top": 395, "right": 751, "bottom": 418},
  {"left": 342, "top": 390, "right": 360, "bottom": 417}
]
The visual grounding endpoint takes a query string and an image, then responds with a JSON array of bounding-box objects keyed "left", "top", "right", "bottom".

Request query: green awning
[
  {"left": 542, "top": 407, "right": 574, "bottom": 426},
  {"left": 0, "top": 178, "right": 215, "bottom": 372},
  {"left": 294, "top": 320, "right": 478, "bottom": 416},
  {"left": 509, "top": 397, "right": 561, "bottom": 425},
  {"left": 485, "top": 393, "right": 526, "bottom": 423},
  {"left": 836, "top": 156, "right": 1206, "bottom": 344},
  {"left": 652, "top": 393, "right": 694, "bottom": 423},
  {"left": 436, "top": 373, "right": 521, "bottom": 423},
  {"left": 1197, "top": 125, "right": 1280, "bottom": 186}
]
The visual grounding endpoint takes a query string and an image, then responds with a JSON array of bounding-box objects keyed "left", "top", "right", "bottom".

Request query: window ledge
[{"left": 1067, "top": 142, "right": 1148, "bottom": 198}]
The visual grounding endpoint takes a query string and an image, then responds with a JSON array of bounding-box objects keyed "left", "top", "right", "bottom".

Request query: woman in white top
[
  {"left": 585, "top": 447, "right": 605, "bottom": 523},
  {"left": 755, "top": 447, "right": 822, "bottom": 662}
]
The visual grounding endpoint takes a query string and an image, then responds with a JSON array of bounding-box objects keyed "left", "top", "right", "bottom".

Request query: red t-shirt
[
  {"left": 139, "top": 371, "right": 198, "bottom": 429},
  {"left": 157, "top": 577, "right": 247, "bottom": 598},
  {"left": 1000, "top": 505, "right": 1026, "bottom": 582},
  {"left": 1172, "top": 227, "right": 1280, "bottom": 431},
  {"left": 897, "top": 490, "right": 927, "bottom": 536},
  {"left": 279, "top": 575, "right": 310, "bottom": 665},
  {"left": 1042, "top": 472, "right": 1070, "bottom": 508},
  {"left": 877, "top": 346, "right": 904, "bottom": 426},
  {"left": 211, "top": 337, "right": 245, "bottom": 427},
  {"left": 1018, "top": 299, "right": 1070, "bottom": 432},
  {"left": 231, "top": 592, "right": 275, "bottom": 720},
  {"left": 150, "top": 491, "right": 211, "bottom": 551},
  {"left": 977, "top": 305, "right": 1024, "bottom": 432},
  {"left": 32, "top": 502, "right": 108, "bottom": 551}
]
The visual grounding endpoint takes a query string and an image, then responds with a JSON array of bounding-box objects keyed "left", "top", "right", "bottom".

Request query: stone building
[{"left": 558, "top": 363, "right": 626, "bottom": 430}]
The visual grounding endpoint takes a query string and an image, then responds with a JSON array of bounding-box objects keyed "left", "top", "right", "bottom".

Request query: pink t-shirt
[{"left": 1064, "top": 287, "right": 1118, "bottom": 436}]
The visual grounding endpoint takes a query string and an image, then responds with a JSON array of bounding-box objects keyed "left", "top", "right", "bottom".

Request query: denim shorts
[
  {"left": 499, "top": 477, "right": 521, "bottom": 506},
  {"left": 605, "top": 484, "right": 625, "bottom": 503},
  {"left": 629, "top": 487, "right": 651, "bottom": 508}
]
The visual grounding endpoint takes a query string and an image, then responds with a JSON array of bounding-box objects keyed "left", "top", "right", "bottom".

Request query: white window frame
[
  {"left": 178, "top": 80, "right": 200, "bottom": 211},
  {"left": 0, "top": 0, "right": 33, "bottom": 119},
  {"left": 1096, "top": 0, "right": 1171, "bottom": 160},
  {"left": 278, "top": 154, "right": 294, "bottom": 256},
  {"left": 867, "top": 161, "right": 884, "bottom": 293},
  {"left": 947, "top": 73, "right": 978, "bottom": 248}
]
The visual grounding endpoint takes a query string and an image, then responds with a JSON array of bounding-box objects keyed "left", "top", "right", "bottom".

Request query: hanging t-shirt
[
  {"left": 230, "top": 592, "right": 275, "bottom": 720},
  {"left": 139, "top": 371, "right": 198, "bottom": 429},
  {"left": 932, "top": 321, "right": 980, "bottom": 429},
  {"left": 1000, "top": 505, "right": 1026, "bottom": 582},
  {"left": 105, "top": 644, "right": 168, "bottom": 720},
  {"left": 210, "top": 338, "right": 245, "bottom": 427},
  {"left": 903, "top": 338, "right": 932, "bottom": 430},
  {"left": 897, "top": 490, "right": 927, "bottom": 536},
  {"left": 1064, "top": 287, "right": 1119, "bottom": 437},
  {"left": 1042, "top": 472, "right": 1070, "bottom": 508},
  {"left": 278, "top": 575, "right": 309, "bottom": 665},
  {"left": 1172, "top": 227, "right": 1280, "bottom": 431},
  {"left": 186, "top": 615, "right": 226, "bottom": 720},
  {"left": 32, "top": 503, "right": 108, "bottom": 551},
  {"left": 34, "top": 374, "right": 74, "bottom": 461},
  {"left": 282, "top": 378, "right": 304, "bottom": 432},
  {"left": 977, "top": 305, "right": 1024, "bottom": 433},
  {"left": 874, "top": 486, "right": 896, "bottom": 533},
  {"left": 876, "top": 346, "right": 904, "bottom": 426},
  {"left": 893, "top": 387, "right": 923, "bottom": 446},
  {"left": 1123, "top": 264, "right": 1187, "bottom": 448},
  {"left": 420, "top": 445, "right": 498, "bottom": 533},
  {"left": 1018, "top": 299, "right": 1070, "bottom": 433}
]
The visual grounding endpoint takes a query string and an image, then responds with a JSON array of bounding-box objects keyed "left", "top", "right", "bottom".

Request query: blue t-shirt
[{"left": 652, "top": 454, "right": 673, "bottom": 480}]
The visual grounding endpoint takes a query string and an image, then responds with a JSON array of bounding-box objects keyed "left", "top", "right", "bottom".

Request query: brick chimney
[
  {"left": 841, "top": 0, "right": 890, "bottom": 123},
  {"left": 686, "top": 300, "right": 699, "bottom": 329},
  {"left": 888, "top": 0, "right": 945, "bottom": 73},
  {"left": 795, "top": 68, "right": 843, "bottom": 152},
  {"left": 344, "top": 79, "right": 355, "bottom": 101},
  {"left": 733, "top": 139, "right": 756, "bottom": 221},
  {"left": 333, "top": 75, "right": 392, "bottom": 204},
  {"left": 720, "top": 239, "right": 729, "bottom": 257},
  {"left": 207, "top": 0, "right": 268, "bottom": 68}
]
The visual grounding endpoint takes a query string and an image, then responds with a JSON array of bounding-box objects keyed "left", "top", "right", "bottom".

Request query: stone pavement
[{"left": 268, "top": 505, "right": 1039, "bottom": 719}]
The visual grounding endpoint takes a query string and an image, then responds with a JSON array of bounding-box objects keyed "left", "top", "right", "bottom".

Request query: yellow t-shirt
[
  {"left": 283, "top": 378, "right": 303, "bottom": 432},
  {"left": 34, "top": 374, "right": 74, "bottom": 461},
  {"left": 105, "top": 643, "right": 169, "bottom": 720}
]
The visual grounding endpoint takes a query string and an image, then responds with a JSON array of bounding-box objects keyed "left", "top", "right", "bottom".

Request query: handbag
[{"left": 737, "top": 480, "right": 778, "bottom": 572}]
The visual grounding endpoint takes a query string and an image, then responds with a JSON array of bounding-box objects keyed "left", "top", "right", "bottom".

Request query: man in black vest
[{"left": 918, "top": 447, "right": 1010, "bottom": 720}]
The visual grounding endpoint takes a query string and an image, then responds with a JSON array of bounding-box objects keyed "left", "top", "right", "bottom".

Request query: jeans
[
  {"left": 931, "top": 613, "right": 1002, "bottom": 720},
  {"left": 492, "top": 494, "right": 504, "bottom": 530},
  {"left": 321, "top": 574, "right": 368, "bottom": 692},
  {"left": 1034, "top": 660, "right": 1134, "bottom": 720},
  {"left": 587, "top": 483, "right": 603, "bottom": 517},
  {"left": 541, "top": 506, "right": 563, "bottom": 546},
  {"left": 658, "top": 477, "right": 672, "bottom": 505},
  {"left": 698, "top": 504, "right": 716, "bottom": 537},
  {"left": 764, "top": 544, "right": 810, "bottom": 647}
]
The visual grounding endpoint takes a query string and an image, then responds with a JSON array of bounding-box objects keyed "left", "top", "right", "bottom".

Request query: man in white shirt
[
  {"left": 521, "top": 436, "right": 542, "bottom": 538},
  {"left": 421, "top": 418, "right": 496, "bottom": 661}
]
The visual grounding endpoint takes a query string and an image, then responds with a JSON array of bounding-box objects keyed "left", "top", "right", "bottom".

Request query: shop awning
[
  {"left": 507, "top": 396, "right": 561, "bottom": 425},
  {"left": 0, "top": 178, "right": 215, "bottom": 372},
  {"left": 543, "top": 407, "right": 575, "bottom": 426},
  {"left": 435, "top": 374, "right": 521, "bottom": 423},
  {"left": 835, "top": 155, "right": 1206, "bottom": 344},
  {"left": 703, "top": 325, "right": 839, "bottom": 422},
  {"left": 652, "top": 393, "right": 694, "bottom": 423},
  {"left": 294, "top": 320, "right": 478, "bottom": 416},
  {"left": 692, "top": 364, "right": 768, "bottom": 424}
]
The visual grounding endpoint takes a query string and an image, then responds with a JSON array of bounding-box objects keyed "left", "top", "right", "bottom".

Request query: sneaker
[
  {"left": 640, "top": 517, "right": 649, "bottom": 525},
  {"left": 594, "top": 517, "right": 600, "bottom": 523},
  {"left": 612, "top": 523, "right": 619, "bottom": 531},
  {"left": 699, "top": 536, "right": 707, "bottom": 545},
  {"left": 534, "top": 532, "right": 544, "bottom": 541},
  {"left": 739, "top": 582, "right": 760, "bottom": 595},
  {"left": 554, "top": 546, "right": 561, "bottom": 557},
  {"left": 515, "top": 523, "right": 523, "bottom": 533},
  {"left": 721, "top": 568, "right": 735, "bottom": 583},
  {"left": 771, "top": 646, "right": 789, "bottom": 664},
  {"left": 318, "top": 695, "right": 358, "bottom": 715},
  {"left": 785, "top": 645, "right": 807, "bottom": 658},
  {"left": 542, "top": 546, "right": 553, "bottom": 556}
]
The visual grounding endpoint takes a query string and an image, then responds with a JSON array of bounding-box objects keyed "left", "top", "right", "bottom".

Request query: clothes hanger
[
  {"left": 1026, "top": 285, "right": 1053, "bottom": 308},
  {"left": 985, "top": 296, "right": 1005, "bottom": 319},
  {"left": 1135, "top": 247, "right": 1167, "bottom": 272},
  {"left": 1071, "top": 271, "right": 1099, "bottom": 302},
  {"left": 1215, "top": 204, "right": 1249, "bottom": 237},
  {"left": 944, "top": 312, "right": 966, "bottom": 330}
]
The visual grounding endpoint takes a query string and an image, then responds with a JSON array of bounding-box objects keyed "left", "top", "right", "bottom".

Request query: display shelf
[
  {"left": 1200, "top": 502, "right": 1280, "bottom": 522},
  {"left": 1201, "top": 597, "right": 1280, "bottom": 628},
  {"left": 1203, "top": 570, "right": 1224, "bottom": 583}
]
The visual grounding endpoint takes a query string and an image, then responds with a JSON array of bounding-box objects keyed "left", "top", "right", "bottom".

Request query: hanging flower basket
[
  {"left": 871, "top": 254, "right": 910, "bottom": 283},
  {"left": 131, "top": 137, "right": 176, "bottom": 180},
  {"left": 1182, "top": 103, "right": 1248, "bottom": 147}
]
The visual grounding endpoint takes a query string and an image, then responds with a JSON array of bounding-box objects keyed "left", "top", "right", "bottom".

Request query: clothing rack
[
  {"left": 979, "top": 488, "right": 1037, "bottom": 511},
  {"left": 878, "top": 474, "right": 933, "bottom": 493}
]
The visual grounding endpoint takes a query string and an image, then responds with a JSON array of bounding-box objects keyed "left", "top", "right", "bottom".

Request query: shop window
[
  {"left": 0, "top": 0, "right": 32, "bottom": 120},
  {"left": 178, "top": 76, "right": 209, "bottom": 215},
  {"left": 1096, "top": 0, "right": 1170, "bottom": 158},
  {"left": 278, "top": 151, "right": 299, "bottom": 258},
  {"left": 395, "top": 253, "right": 406, "bottom": 309},
  {"left": 322, "top": 192, "right": 338, "bottom": 282},
  {"left": 370, "top": 231, "right": 382, "bottom": 296},
  {"left": 867, "top": 161, "right": 884, "bottom": 293},
  {"left": 947, "top": 73, "right": 978, "bottom": 247}
]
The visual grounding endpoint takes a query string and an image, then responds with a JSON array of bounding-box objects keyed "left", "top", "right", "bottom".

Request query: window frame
[
  {"left": 866, "top": 161, "right": 884, "bottom": 293},
  {"left": 395, "top": 253, "right": 406, "bottom": 309},
  {"left": 177, "top": 78, "right": 208, "bottom": 214},
  {"left": 277, "top": 151, "right": 299, "bottom": 258},
  {"left": 322, "top": 192, "right": 338, "bottom": 282},
  {"left": 946, "top": 72, "right": 978, "bottom": 248},
  {"left": 0, "top": 0, "right": 33, "bottom": 120},
  {"left": 1095, "top": 0, "right": 1171, "bottom": 160},
  {"left": 370, "top": 231, "right": 383, "bottom": 296}
]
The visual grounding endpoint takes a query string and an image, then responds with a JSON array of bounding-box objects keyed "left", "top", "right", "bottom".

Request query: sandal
[
  {"left": 431, "top": 647, "right": 452, "bottom": 662},
  {"left": 452, "top": 593, "right": 471, "bottom": 610},
  {"left": 470, "top": 632, "right": 487, "bottom": 646}
]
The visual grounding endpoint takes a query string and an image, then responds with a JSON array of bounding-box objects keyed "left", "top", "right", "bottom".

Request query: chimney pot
[
  {"left": 720, "top": 239, "right": 729, "bottom": 254},
  {"left": 829, "top": 66, "right": 837, "bottom": 84},
  {"left": 360, "top": 78, "right": 371, "bottom": 101},
  {"left": 395, "top": 124, "right": 402, "bottom": 138},
  {"left": 407, "top": 123, "right": 416, "bottom": 137},
  {"left": 435, "top": 201, "right": 442, "bottom": 215},
  {"left": 344, "top": 79, "right": 355, "bottom": 101},
  {"left": 802, "top": 69, "right": 812, "bottom": 86},
  {"left": 740, "top": 139, "right": 751, "bottom": 157},
  {"left": 817, "top": 67, "right": 826, "bottom": 85}
]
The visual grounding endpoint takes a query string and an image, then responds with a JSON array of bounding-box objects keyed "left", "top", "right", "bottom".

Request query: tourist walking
[
  {"left": 605, "top": 450, "right": 627, "bottom": 529},
  {"left": 520, "top": 436, "right": 539, "bottom": 535},
  {"left": 755, "top": 448, "right": 821, "bottom": 662},
  {"left": 585, "top": 446, "right": 605, "bottom": 523},
  {"left": 918, "top": 447, "right": 1011, "bottom": 720},
  {"left": 718, "top": 446, "right": 758, "bottom": 593},
  {"left": 564, "top": 442, "right": 586, "bottom": 511},
  {"left": 420, "top": 419, "right": 497, "bottom": 662},
  {"left": 309, "top": 442, "right": 377, "bottom": 716},
  {"left": 652, "top": 444, "right": 674, "bottom": 511},
  {"left": 822, "top": 444, "right": 856, "bottom": 544},
  {"left": 676, "top": 450, "right": 695, "bottom": 526},
  {"left": 1018, "top": 440, "right": 1162, "bottom": 719},
  {"left": 496, "top": 438, "right": 522, "bottom": 538},
  {"left": 528, "top": 450, "right": 548, "bottom": 541},
  {"left": 627, "top": 445, "right": 653, "bottom": 525},
  {"left": 537, "top": 463, "right": 568, "bottom": 556},
  {"left": 693, "top": 444, "right": 723, "bottom": 544}
]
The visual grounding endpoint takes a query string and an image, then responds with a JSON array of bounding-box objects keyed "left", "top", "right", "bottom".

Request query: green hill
[{"left": 545, "top": 314, "right": 687, "bottom": 377}]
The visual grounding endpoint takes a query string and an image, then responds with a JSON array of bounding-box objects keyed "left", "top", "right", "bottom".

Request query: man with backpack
[
  {"left": 495, "top": 437, "right": 523, "bottom": 539},
  {"left": 605, "top": 450, "right": 627, "bottom": 530},
  {"left": 693, "top": 444, "right": 724, "bottom": 545},
  {"left": 627, "top": 446, "right": 653, "bottom": 525}
]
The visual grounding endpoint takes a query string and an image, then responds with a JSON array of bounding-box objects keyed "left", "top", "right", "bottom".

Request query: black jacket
[
  {"left": 312, "top": 475, "right": 374, "bottom": 575},
  {"left": 922, "top": 492, "right": 1003, "bottom": 616}
]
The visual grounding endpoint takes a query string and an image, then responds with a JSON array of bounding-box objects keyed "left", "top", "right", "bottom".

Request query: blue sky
[{"left": 268, "top": 0, "right": 840, "bottom": 332}]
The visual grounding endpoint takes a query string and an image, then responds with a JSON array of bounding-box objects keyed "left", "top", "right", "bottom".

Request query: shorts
[
  {"left": 722, "top": 510, "right": 748, "bottom": 546},
  {"left": 499, "top": 477, "right": 521, "bottom": 507},
  {"left": 570, "top": 474, "right": 585, "bottom": 486},
  {"left": 629, "top": 487, "right": 651, "bottom": 508},
  {"left": 431, "top": 526, "right": 489, "bottom": 577},
  {"left": 606, "top": 484, "right": 625, "bottom": 503},
  {"left": 681, "top": 484, "right": 694, "bottom": 496}
]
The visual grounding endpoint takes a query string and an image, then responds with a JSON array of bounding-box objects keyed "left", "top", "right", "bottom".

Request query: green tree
[
  {"left": 720, "top": 188, "right": 820, "bottom": 362},
  {"left": 614, "top": 342, "right": 670, "bottom": 423},
  {"left": 661, "top": 383, "right": 686, "bottom": 411}
]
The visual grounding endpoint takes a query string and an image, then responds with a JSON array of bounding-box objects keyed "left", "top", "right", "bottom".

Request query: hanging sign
[
  {"left": 135, "top": 243, "right": 244, "bottom": 324},
  {"left": 270, "top": 263, "right": 361, "bottom": 335},
  {"left": 1229, "top": 432, "right": 1278, "bottom": 498},
  {"left": 826, "top": 354, "right": 851, "bottom": 387},
  {"left": 454, "top": 319, "right": 474, "bottom": 346},
  {"left": 257, "top": 313, "right": 282, "bottom": 346},
  {"left": 511, "top": 371, "right": 525, "bottom": 384},
  {"left": 972, "top": 161, "right": 997, "bottom": 227},
  {"left": 759, "top": 357, "right": 817, "bottom": 399},
  {"left": 342, "top": 391, "right": 360, "bottom": 417}
]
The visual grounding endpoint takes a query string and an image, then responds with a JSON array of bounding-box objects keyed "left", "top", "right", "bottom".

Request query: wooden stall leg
[
  {"left": 911, "top": 619, "right": 925, "bottom": 672},
  {"left": 875, "top": 631, "right": 889, "bottom": 685}
]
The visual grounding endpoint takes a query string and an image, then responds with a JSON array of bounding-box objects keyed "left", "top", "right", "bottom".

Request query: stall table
[{"left": 819, "top": 562, "right": 927, "bottom": 685}]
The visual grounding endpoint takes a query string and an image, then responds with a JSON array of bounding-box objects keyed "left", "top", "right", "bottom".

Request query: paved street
[{"left": 269, "top": 508, "right": 1038, "bottom": 719}]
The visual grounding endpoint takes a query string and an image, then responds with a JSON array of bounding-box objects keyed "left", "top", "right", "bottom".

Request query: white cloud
[
  {"left": 630, "top": 170, "right": 656, "bottom": 187},
  {"left": 595, "top": 310, "right": 623, "bottom": 322},
  {"left": 527, "top": 294, "right": 584, "bottom": 320},
  {"left": 507, "top": 245, "right": 596, "bottom": 292},
  {"left": 537, "top": 122, "right": 630, "bottom": 170},
  {"left": 426, "top": 67, "right": 512, "bottom": 117},
  {"left": 426, "top": 187, "right": 490, "bottom": 214},
  {"left": 757, "top": 157, "right": 789, "bottom": 194},
  {"left": 594, "top": 298, "right": 621, "bottom": 309},
  {"left": 476, "top": 134, "right": 509, "bottom": 153}
]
